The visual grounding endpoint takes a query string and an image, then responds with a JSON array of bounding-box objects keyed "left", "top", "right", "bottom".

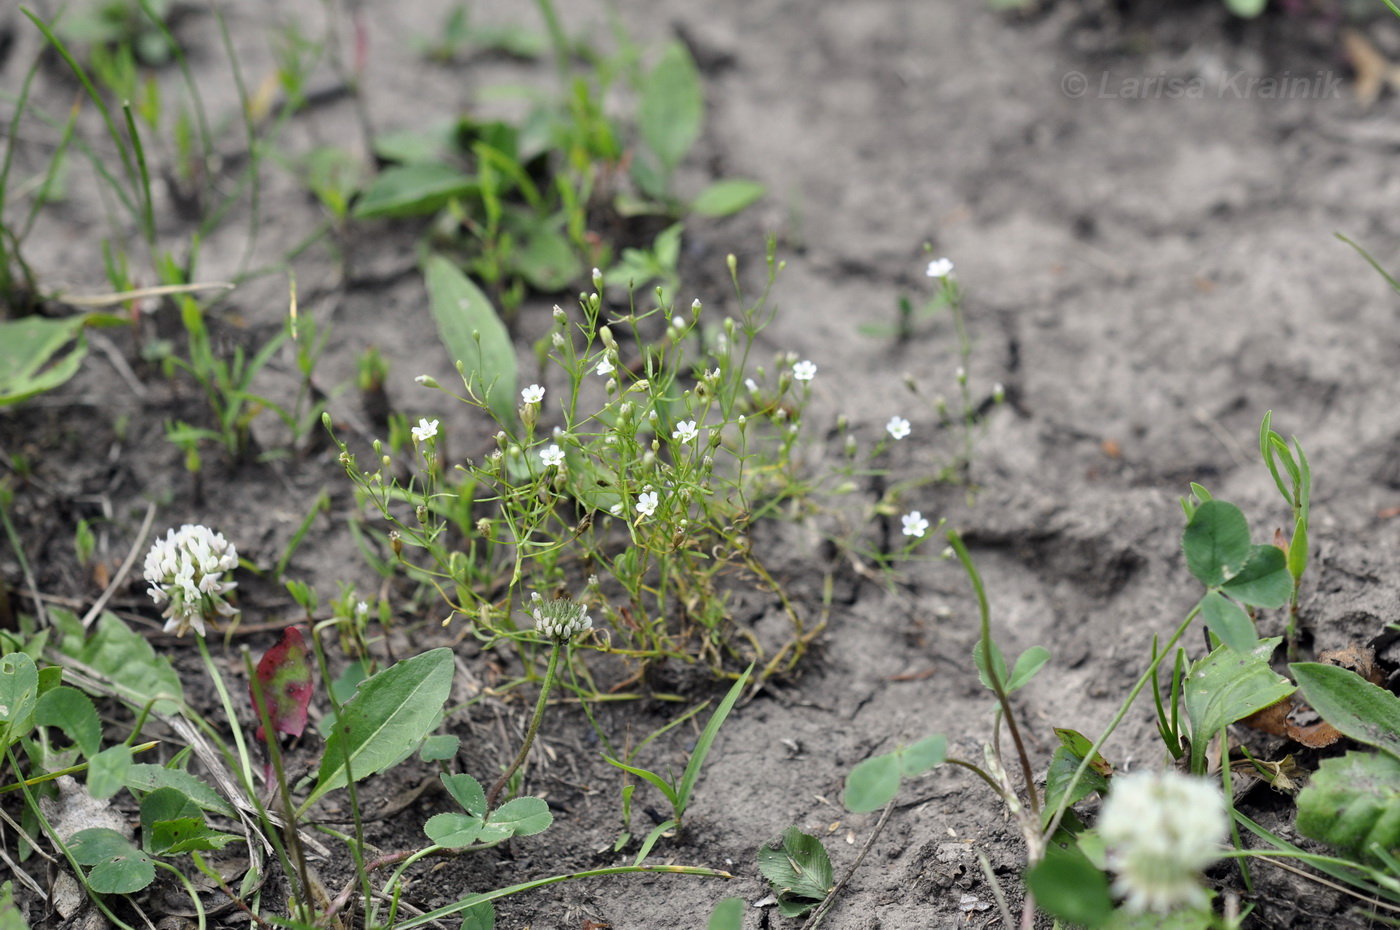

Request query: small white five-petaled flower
[
  {"left": 143, "top": 525, "right": 240, "bottom": 637},
  {"left": 886, "top": 416, "right": 911, "bottom": 440},
  {"left": 792, "top": 360, "right": 817, "bottom": 382},
  {"left": 672, "top": 420, "right": 699, "bottom": 445},
  {"left": 411, "top": 418, "right": 439, "bottom": 443},
  {"left": 522, "top": 384, "right": 545, "bottom": 404},
  {"left": 902, "top": 511, "right": 929, "bottom": 537},
  {"left": 926, "top": 257, "right": 954, "bottom": 278},
  {"left": 636, "top": 490, "right": 659, "bottom": 518},
  {"left": 540, "top": 444, "right": 565, "bottom": 468},
  {"left": 596, "top": 357, "right": 615, "bottom": 376}
]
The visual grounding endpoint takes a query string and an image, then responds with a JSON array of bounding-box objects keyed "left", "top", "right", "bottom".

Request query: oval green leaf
[
  {"left": 897, "top": 735, "right": 947, "bottom": 777},
  {"left": 483, "top": 796, "right": 552, "bottom": 838},
  {"left": 1220, "top": 544, "right": 1291, "bottom": 609},
  {"left": 1182, "top": 500, "right": 1251, "bottom": 588},
  {"left": 1292, "top": 662, "right": 1400, "bottom": 761},
  {"left": 424, "top": 256, "right": 516, "bottom": 427},
  {"left": 425, "top": 811, "right": 484, "bottom": 848},
  {"left": 691, "top": 179, "right": 765, "bottom": 217},
  {"left": 352, "top": 164, "right": 477, "bottom": 219},
  {"left": 1199, "top": 591, "right": 1257, "bottom": 653},
  {"left": 1296, "top": 750, "right": 1400, "bottom": 867},
  {"left": 844, "top": 752, "right": 900, "bottom": 813}
]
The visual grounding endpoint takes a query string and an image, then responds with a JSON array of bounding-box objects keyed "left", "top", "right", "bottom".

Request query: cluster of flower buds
[
  {"left": 530, "top": 594, "right": 593, "bottom": 642},
  {"left": 142, "top": 524, "right": 239, "bottom": 637}
]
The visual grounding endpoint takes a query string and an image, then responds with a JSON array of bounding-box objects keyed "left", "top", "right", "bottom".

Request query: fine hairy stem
[{"left": 487, "top": 640, "right": 562, "bottom": 810}]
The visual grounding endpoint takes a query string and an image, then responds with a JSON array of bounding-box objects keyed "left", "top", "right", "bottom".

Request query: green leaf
[
  {"left": 1042, "top": 745, "right": 1109, "bottom": 828},
  {"left": 676, "top": 662, "right": 753, "bottom": 815},
  {"left": 1007, "top": 646, "right": 1051, "bottom": 692},
  {"left": 757, "top": 827, "right": 833, "bottom": 915},
  {"left": 372, "top": 123, "right": 458, "bottom": 166},
  {"left": 140, "top": 787, "right": 200, "bottom": 843},
  {"left": 34, "top": 686, "right": 101, "bottom": 759},
  {"left": 460, "top": 900, "right": 495, "bottom": 930},
  {"left": 441, "top": 772, "right": 487, "bottom": 816},
  {"left": 425, "top": 811, "right": 484, "bottom": 848},
  {"left": 1182, "top": 500, "right": 1251, "bottom": 588},
  {"left": 1199, "top": 591, "right": 1257, "bottom": 653},
  {"left": 638, "top": 41, "right": 704, "bottom": 174},
  {"left": 690, "top": 179, "right": 765, "bottom": 217},
  {"left": 1292, "top": 662, "right": 1400, "bottom": 761},
  {"left": 1288, "top": 515, "right": 1308, "bottom": 581},
  {"left": 1185, "top": 638, "right": 1294, "bottom": 773},
  {"left": 480, "top": 796, "right": 552, "bottom": 840},
  {"left": 65, "top": 613, "right": 183, "bottom": 714},
  {"left": 306, "top": 648, "right": 455, "bottom": 811},
  {"left": 124, "top": 764, "right": 235, "bottom": 817},
  {"left": 149, "top": 816, "right": 240, "bottom": 855},
  {"left": 0, "top": 317, "right": 89, "bottom": 405},
  {"left": 1226, "top": 0, "right": 1267, "bottom": 16},
  {"left": 844, "top": 752, "right": 899, "bottom": 813},
  {"left": 602, "top": 756, "right": 679, "bottom": 810},
  {"left": 632, "top": 818, "right": 677, "bottom": 866},
  {"left": 973, "top": 637, "right": 1009, "bottom": 692},
  {"left": 69, "top": 828, "right": 154, "bottom": 894},
  {"left": 1296, "top": 751, "right": 1400, "bottom": 868},
  {"left": 0, "top": 880, "right": 27, "bottom": 930},
  {"left": 1219, "top": 545, "right": 1291, "bottom": 609},
  {"left": 707, "top": 897, "right": 744, "bottom": 930},
  {"left": 420, "top": 734, "right": 460, "bottom": 762},
  {"left": 352, "top": 164, "right": 477, "bottom": 218},
  {"left": 87, "top": 744, "right": 131, "bottom": 800},
  {"left": 0, "top": 653, "right": 39, "bottom": 742},
  {"left": 509, "top": 218, "right": 581, "bottom": 292},
  {"left": 424, "top": 255, "right": 516, "bottom": 427},
  {"left": 897, "top": 735, "right": 947, "bottom": 777},
  {"left": 1026, "top": 838, "right": 1113, "bottom": 928}
]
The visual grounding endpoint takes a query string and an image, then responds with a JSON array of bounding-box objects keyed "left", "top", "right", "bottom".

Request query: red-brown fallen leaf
[
  {"left": 1241, "top": 644, "right": 1380, "bottom": 748},
  {"left": 251, "top": 626, "right": 314, "bottom": 741}
]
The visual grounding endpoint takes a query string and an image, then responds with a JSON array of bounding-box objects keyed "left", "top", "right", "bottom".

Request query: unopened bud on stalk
[
  {"left": 600, "top": 325, "right": 617, "bottom": 351},
  {"left": 416, "top": 374, "right": 440, "bottom": 389},
  {"left": 993, "top": 382, "right": 1006, "bottom": 403},
  {"left": 691, "top": 298, "right": 702, "bottom": 318},
  {"left": 592, "top": 267, "right": 604, "bottom": 292},
  {"left": 476, "top": 517, "right": 491, "bottom": 537},
  {"left": 415, "top": 505, "right": 428, "bottom": 524},
  {"left": 726, "top": 254, "right": 737, "bottom": 276},
  {"left": 551, "top": 332, "right": 565, "bottom": 349},
  {"left": 389, "top": 531, "right": 402, "bottom": 557},
  {"left": 531, "top": 596, "right": 592, "bottom": 642},
  {"left": 553, "top": 305, "right": 567, "bottom": 324}
]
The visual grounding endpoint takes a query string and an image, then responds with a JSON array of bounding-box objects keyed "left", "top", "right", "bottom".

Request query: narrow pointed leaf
[
  {"left": 424, "top": 255, "right": 516, "bottom": 426},
  {"left": 1291, "top": 662, "right": 1400, "bottom": 761}
]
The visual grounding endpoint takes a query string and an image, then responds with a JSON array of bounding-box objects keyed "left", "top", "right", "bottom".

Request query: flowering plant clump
[
  {"left": 142, "top": 524, "right": 240, "bottom": 637},
  {"left": 531, "top": 595, "right": 592, "bottom": 642},
  {"left": 1097, "top": 769, "right": 1226, "bottom": 914}
]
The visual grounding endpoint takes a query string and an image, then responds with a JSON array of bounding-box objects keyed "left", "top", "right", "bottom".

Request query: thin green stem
[
  {"left": 155, "top": 859, "right": 207, "bottom": 930},
  {"left": 195, "top": 635, "right": 256, "bottom": 803},
  {"left": 486, "top": 640, "right": 562, "bottom": 810}
]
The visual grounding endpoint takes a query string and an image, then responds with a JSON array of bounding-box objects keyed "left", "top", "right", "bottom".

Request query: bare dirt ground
[{"left": 4, "top": 0, "right": 1400, "bottom": 927}]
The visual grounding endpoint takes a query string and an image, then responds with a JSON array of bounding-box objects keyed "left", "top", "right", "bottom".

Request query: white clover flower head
[
  {"left": 531, "top": 597, "right": 592, "bottom": 642},
  {"left": 672, "top": 420, "right": 699, "bottom": 445},
  {"left": 792, "top": 360, "right": 817, "bottom": 382},
  {"left": 540, "top": 444, "right": 565, "bottom": 468},
  {"left": 143, "top": 524, "right": 239, "bottom": 637},
  {"left": 901, "top": 511, "right": 929, "bottom": 538},
  {"left": 636, "top": 490, "right": 660, "bottom": 518},
  {"left": 411, "top": 418, "right": 439, "bottom": 443},
  {"left": 926, "top": 257, "right": 954, "bottom": 278},
  {"left": 596, "top": 357, "right": 615, "bottom": 376},
  {"left": 886, "top": 416, "right": 911, "bottom": 440},
  {"left": 1098, "top": 770, "right": 1226, "bottom": 914},
  {"left": 522, "top": 384, "right": 545, "bottom": 404}
]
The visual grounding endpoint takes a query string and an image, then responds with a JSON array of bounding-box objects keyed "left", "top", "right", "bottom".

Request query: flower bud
[
  {"left": 415, "top": 374, "right": 440, "bottom": 388},
  {"left": 553, "top": 305, "right": 567, "bottom": 324},
  {"left": 476, "top": 517, "right": 492, "bottom": 538},
  {"left": 600, "top": 325, "right": 617, "bottom": 351},
  {"left": 691, "top": 298, "right": 702, "bottom": 317},
  {"left": 532, "top": 596, "right": 592, "bottom": 642},
  {"left": 993, "top": 382, "right": 1006, "bottom": 403},
  {"left": 552, "top": 332, "right": 565, "bottom": 349},
  {"left": 416, "top": 504, "right": 429, "bottom": 524},
  {"left": 389, "top": 531, "right": 402, "bottom": 557}
]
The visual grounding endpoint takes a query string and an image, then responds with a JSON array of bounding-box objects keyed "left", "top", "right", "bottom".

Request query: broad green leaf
[
  {"left": 844, "top": 752, "right": 899, "bottom": 813},
  {"left": 638, "top": 42, "right": 703, "bottom": 174},
  {"left": 1226, "top": 0, "right": 1267, "bottom": 16},
  {"left": 149, "top": 816, "right": 240, "bottom": 855},
  {"left": 460, "top": 900, "right": 495, "bottom": 930},
  {"left": 0, "top": 880, "right": 26, "bottom": 930},
  {"left": 372, "top": 123, "right": 458, "bottom": 165},
  {"left": 424, "top": 255, "right": 516, "bottom": 427},
  {"left": 124, "top": 764, "right": 235, "bottom": 817},
  {"left": 1007, "top": 646, "right": 1052, "bottom": 692},
  {"left": 691, "top": 179, "right": 765, "bottom": 217},
  {"left": 973, "top": 637, "right": 1009, "bottom": 692},
  {"left": 1182, "top": 500, "right": 1251, "bottom": 588},
  {"left": 306, "top": 648, "right": 455, "bottom": 811},
  {"left": 707, "top": 897, "right": 744, "bottom": 930},
  {"left": 1185, "top": 638, "right": 1294, "bottom": 773},
  {"left": 481, "top": 796, "right": 552, "bottom": 840},
  {"left": 897, "top": 735, "right": 947, "bottom": 777},
  {"left": 510, "top": 220, "right": 580, "bottom": 292},
  {"left": 0, "top": 653, "right": 39, "bottom": 740},
  {"left": 425, "top": 812, "right": 484, "bottom": 848},
  {"left": 1026, "top": 838, "right": 1113, "bottom": 928},
  {"left": 87, "top": 744, "right": 131, "bottom": 800},
  {"left": 0, "top": 317, "right": 89, "bottom": 405},
  {"left": 442, "top": 773, "right": 486, "bottom": 816},
  {"left": 65, "top": 613, "right": 183, "bottom": 713},
  {"left": 69, "top": 828, "right": 154, "bottom": 894},
  {"left": 1042, "top": 745, "right": 1109, "bottom": 828},
  {"left": 1219, "top": 545, "right": 1291, "bottom": 609},
  {"left": 1296, "top": 751, "right": 1400, "bottom": 869},
  {"left": 676, "top": 662, "right": 753, "bottom": 814},
  {"left": 352, "top": 164, "right": 477, "bottom": 218},
  {"left": 757, "top": 827, "right": 833, "bottom": 916},
  {"left": 140, "top": 787, "right": 200, "bottom": 843},
  {"left": 1292, "top": 662, "right": 1400, "bottom": 761},
  {"left": 419, "top": 734, "right": 460, "bottom": 762},
  {"left": 34, "top": 686, "right": 101, "bottom": 758},
  {"left": 1199, "top": 591, "right": 1257, "bottom": 653}
]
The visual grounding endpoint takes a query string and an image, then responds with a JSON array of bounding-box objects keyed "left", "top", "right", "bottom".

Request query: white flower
[
  {"left": 411, "top": 418, "right": 439, "bottom": 443},
  {"left": 531, "top": 596, "right": 592, "bottom": 642},
  {"left": 926, "top": 257, "right": 954, "bottom": 278},
  {"left": 636, "top": 490, "right": 659, "bottom": 517},
  {"left": 901, "top": 511, "right": 929, "bottom": 537},
  {"left": 143, "top": 525, "right": 239, "bottom": 637},
  {"left": 745, "top": 378, "right": 759, "bottom": 394},
  {"left": 540, "top": 444, "right": 565, "bottom": 468},
  {"left": 671, "top": 316, "right": 685, "bottom": 330},
  {"left": 355, "top": 600, "right": 370, "bottom": 620},
  {"left": 672, "top": 420, "right": 699, "bottom": 445},
  {"left": 886, "top": 416, "right": 911, "bottom": 440},
  {"left": 1098, "top": 770, "right": 1227, "bottom": 914},
  {"left": 596, "top": 357, "right": 615, "bottom": 376},
  {"left": 522, "top": 384, "right": 545, "bottom": 404},
  {"left": 792, "top": 360, "right": 817, "bottom": 382}
]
